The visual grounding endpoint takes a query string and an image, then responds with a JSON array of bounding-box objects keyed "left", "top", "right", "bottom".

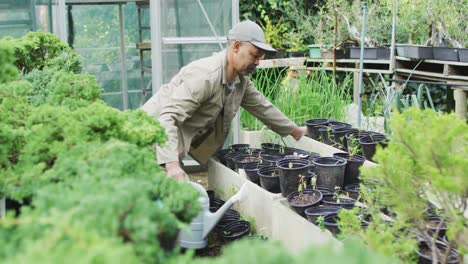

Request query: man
[{"left": 141, "top": 20, "right": 306, "bottom": 181}]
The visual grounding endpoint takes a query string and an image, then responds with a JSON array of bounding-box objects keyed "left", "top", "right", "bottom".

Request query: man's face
[{"left": 235, "top": 42, "right": 265, "bottom": 75}]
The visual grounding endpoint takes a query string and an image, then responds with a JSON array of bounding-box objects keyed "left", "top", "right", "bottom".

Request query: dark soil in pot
[
  {"left": 322, "top": 196, "right": 356, "bottom": 209},
  {"left": 416, "top": 240, "right": 460, "bottom": 264},
  {"left": 305, "top": 118, "right": 329, "bottom": 140},
  {"left": 222, "top": 220, "right": 251, "bottom": 242},
  {"left": 333, "top": 153, "right": 365, "bottom": 186},
  {"left": 286, "top": 189, "right": 323, "bottom": 216},
  {"left": 215, "top": 149, "right": 232, "bottom": 165},
  {"left": 258, "top": 165, "right": 281, "bottom": 193},
  {"left": 276, "top": 158, "right": 311, "bottom": 197},
  {"left": 359, "top": 134, "right": 388, "bottom": 162},
  {"left": 312, "top": 157, "right": 347, "bottom": 189},
  {"left": 233, "top": 154, "right": 262, "bottom": 172},
  {"left": 305, "top": 205, "right": 341, "bottom": 224}
]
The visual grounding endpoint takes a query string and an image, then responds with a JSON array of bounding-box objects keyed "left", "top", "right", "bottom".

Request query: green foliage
[
  {"left": 260, "top": 16, "right": 288, "bottom": 50},
  {"left": 7, "top": 31, "right": 82, "bottom": 74},
  {"left": 339, "top": 108, "right": 468, "bottom": 261},
  {"left": 191, "top": 237, "right": 397, "bottom": 264},
  {"left": 1, "top": 140, "right": 201, "bottom": 263},
  {"left": 44, "top": 71, "right": 103, "bottom": 109},
  {"left": 1, "top": 101, "right": 166, "bottom": 200},
  {"left": 0, "top": 39, "right": 19, "bottom": 83},
  {"left": 241, "top": 70, "right": 351, "bottom": 131},
  {"left": 0, "top": 211, "right": 140, "bottom": 264}
]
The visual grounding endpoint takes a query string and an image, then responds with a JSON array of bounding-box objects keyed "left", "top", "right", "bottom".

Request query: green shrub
[
  {"left": 6, "top": 31, "right": 82, "bottom": 74},
  {"left": 339, "top": 108, "right": 468, "bottom": 261},
  {"left": 0, "top": 39, "right": 19, "bottom": 83}
]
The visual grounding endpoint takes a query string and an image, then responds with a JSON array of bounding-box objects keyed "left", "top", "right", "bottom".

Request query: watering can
[{"left": 178, "top": 181, "right": 247, "bottom": 249}]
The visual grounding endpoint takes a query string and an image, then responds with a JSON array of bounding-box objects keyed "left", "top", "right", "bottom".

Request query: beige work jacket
[{"left": 141, "top": 50, "right": 297, "bottom": 165}]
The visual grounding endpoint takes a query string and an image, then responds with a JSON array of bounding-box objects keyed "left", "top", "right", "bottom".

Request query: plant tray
[
  {"left": 350, "top": 48, "right": 390, "bottom": 60},
  {"left": 396, "top": 45, "right": 433, "bottom": 59},
  {"left": 432, "top": 47, "right": 459, "bottom": 61}
]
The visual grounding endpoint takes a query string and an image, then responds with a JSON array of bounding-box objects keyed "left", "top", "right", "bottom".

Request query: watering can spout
[
  {"left": 202, "top": 183, "right": 247, "bottom": 238},
  {"left": 178, "top": 182, "right": 247, "bottom": 249}
]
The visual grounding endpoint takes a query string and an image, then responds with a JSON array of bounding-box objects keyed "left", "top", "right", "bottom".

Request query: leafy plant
[
  {"left": 0, "top": 39, "right": 19, "bottom": 83},
  {"left": 241, "top": 69, "right": 352, "bottom": 131},
  {"left": 339, "top": 107, "right": 468, "bottom": 262}
]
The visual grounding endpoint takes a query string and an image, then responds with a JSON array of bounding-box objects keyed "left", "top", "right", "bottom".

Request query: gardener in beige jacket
[{"left": 141, "top": 20, "right": 306, "bottom": 181}]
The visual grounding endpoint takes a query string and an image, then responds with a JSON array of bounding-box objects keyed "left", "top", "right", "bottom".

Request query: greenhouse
[{"left": 0, "top": 0, "right": 466, "bottom": 263}]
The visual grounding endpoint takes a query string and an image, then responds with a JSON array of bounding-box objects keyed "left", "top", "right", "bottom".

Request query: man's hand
[
  {"left": 290, "top": 126, "right": 306, "bottom": 141},
  {"left": 165, "top": 161, "right": 190, "bottom": 182}
]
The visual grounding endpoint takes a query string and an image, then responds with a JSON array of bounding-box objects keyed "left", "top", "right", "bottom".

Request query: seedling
[
  {"left": 310, "top": 176, "right": 317, "bottom": 190},
  {"left": 297, "top": 174, "right": 307, "bottom": 193},
  {"left": 316, "top": 215, "right": 326, "bottom": 231}
]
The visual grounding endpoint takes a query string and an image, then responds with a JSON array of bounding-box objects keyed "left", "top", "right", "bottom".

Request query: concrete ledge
[{"left": 208, "top": 159, "right": 339, "bottom": 253}]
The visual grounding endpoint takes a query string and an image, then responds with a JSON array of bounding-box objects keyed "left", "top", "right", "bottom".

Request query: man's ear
[{"left": 232, "top": 40, "right": 242, "bottom": 53}]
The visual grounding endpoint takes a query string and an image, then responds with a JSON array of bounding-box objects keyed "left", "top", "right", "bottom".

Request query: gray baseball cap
[{"left": 227, "top": 20, "right": 277, "bottom": 55}]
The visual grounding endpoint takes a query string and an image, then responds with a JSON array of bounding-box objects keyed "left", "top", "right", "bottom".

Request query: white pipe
[{"left": 150, "top": 0, "right": 163, "bottom": 95}]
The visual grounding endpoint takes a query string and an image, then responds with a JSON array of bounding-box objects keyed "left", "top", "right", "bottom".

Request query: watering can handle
[{"left": 188, "top": 181, "right": 209, "bottom": 197}]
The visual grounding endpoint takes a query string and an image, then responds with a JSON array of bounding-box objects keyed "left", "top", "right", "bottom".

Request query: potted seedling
[
  {"left": 322, "top": 186, "right": 356, "bottom": 209},
  {"left": 286, "top": 174, "right": 322, "bottom": 216},
  {"left": 276, "top": 158, "right": 310, "bottom": 197},
  {"left": 311, "top": 157, "right": 347, "bottom": 190}
]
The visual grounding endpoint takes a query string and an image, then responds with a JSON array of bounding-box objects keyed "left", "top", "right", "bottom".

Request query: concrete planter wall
[{"left": 208, "top": 131, "right": 378, "bottom": 252}]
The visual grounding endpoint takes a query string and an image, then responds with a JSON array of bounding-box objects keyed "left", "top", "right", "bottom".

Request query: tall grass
[{"left": 241, "top": 69, "right": 352, "bottom": 130}]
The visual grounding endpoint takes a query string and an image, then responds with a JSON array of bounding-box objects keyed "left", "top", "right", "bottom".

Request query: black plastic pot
[
  {"left": 258, "top": 166, "right": 281, "bottom": 193},
  {"left": 215, "top": 149, "right": 232, "bottom": 165},
  {"left": 432, "top": 47, "right": 459, "bottom": 62},
  {"left": 359, "top": 134, "right": 388, "bottom": 162},
  {"left": 416, "top": 240, "right": 460, "bottom": 264},
  {"left": 332, "top": 127, "right": 356, "bottom": 148},
  {"left": 286, "top": 189, "right": 323, "bottom": 216},
  {"left": 243, "top": 161, "right": 273, "bottom": 185},
  {"left": 224, "top": 152, "right": 246, "bottom": 171},
  {"left": 206, "top": 190, "right": 215, "bottom": 200},
  {"left": 233, "top": 154, "right": 261, "bottom": 172},
  {"left": 260, "top": 153, "right": 283, "bottom": 163},
  {"left": 304, "top": 119, "right": 329, "bottom": 140},
  {"left": 312, "top": 157, "right": 347, "bottom": 189},
  {"left": 215, "top": 215, "right": 241, "bottom": 233},
  {"left": 228, "top": 144, "right": 251, "bottom": 152},
  {"left": 426, "top": 216, "right": 447, "bottom": 238},
  {"left": 344, "top": 183, "right": 361, "bottom": 200},
  {"left": 260, "top": 143, "right": 285, "bottom": 155},
  {"left": 316, "top": 185, "right": 335, "bottom": 199},
  {"left": 322, "top": 196, "right": 356, "bottom": 209},
  {"left": 323, "top": 212, "right": 340, "bottom": 235},
  {"left": 333, "top": 153, "right": 365, "bottom": 186},
  {"left": 344, "top": 130, "right": 371, "bottom": 153},
  {"left": 305, "top": 205, "right": 341, "bottom": 224},
  {"left": 283, "top": 147, "right": 310, "bottom": 158},
  {"left": 318, "top": 127, "right": 333, "bottom": 145},
  {"left": 222, "top": 220, "right": 251, "bottom": 242},
  {"left": 209, "top": 197, "right": 225, "bottom": 211},
  {"left": 276, "top": 158, "right": 311, "bottom": 197}
]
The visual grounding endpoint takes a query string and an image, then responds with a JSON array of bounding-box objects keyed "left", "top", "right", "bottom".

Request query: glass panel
[
  {"left": 0, "top": 0, "right": 52, "bottom": 39},
  {"left": 161, "top": 0, "right": 232, "bottom": 38}
]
